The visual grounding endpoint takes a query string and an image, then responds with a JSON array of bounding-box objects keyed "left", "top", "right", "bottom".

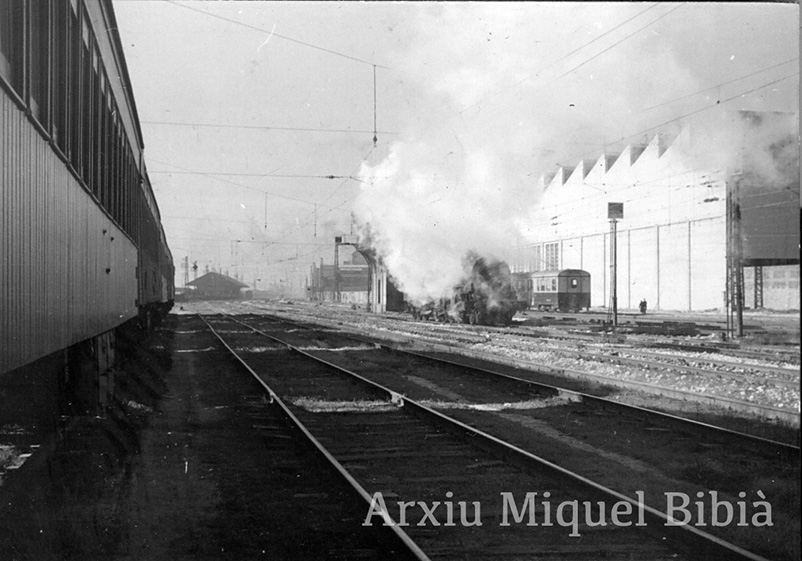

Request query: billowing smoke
[
  {"left": 675, "top": 110, "right": 799, "bottom": 192},
  {"left": 352, "top": 3, "right": 797, "bottom": 302},
  {"left": 353, "top": 140, "right": 526, "bottom": 301}
]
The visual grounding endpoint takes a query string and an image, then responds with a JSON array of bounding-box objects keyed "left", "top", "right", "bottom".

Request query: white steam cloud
[{"left": 353, "top": 3, "right": 798, "bottom": 301}]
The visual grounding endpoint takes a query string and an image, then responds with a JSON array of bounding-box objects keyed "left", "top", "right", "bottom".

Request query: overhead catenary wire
[
  {"left": 566, "top": 72, "right": 799, "bottom": 166},
  {"left": 141, "top": 120, "right": 397, "bottom": 135},
  {"left": 373, "top": 64, "right": 378, "bottom": 146},
  {"left": 150, "top": 170, "right": 361, "bottom": 180},
  {"left": 636, "top": 57, "right": 799, "bottom": 113},
  {"left": 147, "top": 156, "right": 339, "bottom": 207},
  {"left": 149, "top": 144, "right": 378, "bottom": 270},
  {"left": 420, "top": 3, "right": 665, "bottom": 129},
  {"left": 143, "top": 5, "right": 794, "bottom": 283},
  {"left": 554, "top": 3, "right": 685, "bottom": 81},
  {"left": 257, "top": 145, "right": 377, "bottom": 251},
  {"left": 164, "top": 0, "right": 390, "bottom": 69}
]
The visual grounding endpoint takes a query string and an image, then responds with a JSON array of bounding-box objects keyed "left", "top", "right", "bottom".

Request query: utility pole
[
  {"left": 608, "top": 203, "right": 624, "bottom": 327},
  {"left": 726, "top": 175, "right": 744, "bottom": 338},
  {"left": 334, "top": 237, "right": 341, "bottom": 303}
]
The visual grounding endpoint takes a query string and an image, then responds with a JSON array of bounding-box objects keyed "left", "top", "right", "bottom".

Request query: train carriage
[
  {"left": 514, "top": 269, "right": 591, "bottom": 312},
  {"left": 1, "top": 1, "right": 173, "bottom": 383}
]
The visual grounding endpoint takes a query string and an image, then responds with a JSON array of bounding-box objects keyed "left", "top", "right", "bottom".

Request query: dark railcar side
[{"left": 1, "top": 1, "right": 173, "bottom": 383}]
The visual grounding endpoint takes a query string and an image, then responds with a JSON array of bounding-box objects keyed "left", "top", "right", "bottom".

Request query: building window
[
  {"left": 532, "top": 245, "right": 542, "bottom": 272},
  {"left": 544, "top": 242, "right": 559, "bottom": 270}
]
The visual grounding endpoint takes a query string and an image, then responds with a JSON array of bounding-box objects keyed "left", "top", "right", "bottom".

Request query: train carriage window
[
  {"left": 551, "top": 278, "right": 557, "bottom": 292},
  {"left": 571, "top": 278, "right": 578, "bottom": 288},
  {"left": 80, "top": 25, "right": 95, "bottom": 192},
  {"left": 29, "top": 1, "right": 51, "bottom": 126},
  {"left": 0, "top": 1, "right": 24, "bottom": 96},
  {"left": 98, "top": 72, "right": 108, "bottom": 209},
  {"left": 52, "top": 1, "right": 68, "bottom": 152},
  {"left": 69, "top": 4, "right": 82, "bottom": 172},
  {"left": 90, "top": 51, "right": 102, "bottom": 200}
]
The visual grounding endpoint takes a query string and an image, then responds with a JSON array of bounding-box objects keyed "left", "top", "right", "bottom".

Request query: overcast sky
[{"left": 112, "top": 1, "right": 798, "bottom": 297}]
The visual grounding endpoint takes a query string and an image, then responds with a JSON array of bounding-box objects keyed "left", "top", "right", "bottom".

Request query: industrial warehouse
[
  {"left": 1, "top": 3, "right": 799, "bottom": 561},
  {"left": 512, "top": 110, "right": 799, "bottom": 314}
]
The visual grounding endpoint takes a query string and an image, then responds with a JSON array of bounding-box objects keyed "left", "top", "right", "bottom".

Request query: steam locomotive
[{"left": 408, "top": 257, "right": 526, "bottom": 326}]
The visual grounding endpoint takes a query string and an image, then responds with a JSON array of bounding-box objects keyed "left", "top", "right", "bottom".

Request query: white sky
[{"left": 112, "top": 1, "right": 799, "bottom": 296}]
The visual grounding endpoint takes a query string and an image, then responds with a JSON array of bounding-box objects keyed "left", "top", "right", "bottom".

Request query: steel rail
[
  {"left": 385, "top": 347, "right": 801, "bottom": 456},
  {"left": 627, "top": 346, "right": 800, "bottom": 375},
  {"left": 332, "top": 314, "right": 799, "bottom": 384},
  {"left": 221, "top": 313, "right": 777, "bottom": 561},
  {"left": 533, "top": 345, "right": 800, "bottom": 388},
  {"left": 408, "top": 336, "right": 801, "bottom": 427},
  {"left": 197, "top": 314, "right": 431, "bottom": 561},
  {"left": 255, "top": 312, "right": 801, "bottom": 451}
]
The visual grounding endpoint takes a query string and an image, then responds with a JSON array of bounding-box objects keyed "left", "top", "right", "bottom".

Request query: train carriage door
[{"left": 567, "top": 274, "right": 579, "bottom": 311}]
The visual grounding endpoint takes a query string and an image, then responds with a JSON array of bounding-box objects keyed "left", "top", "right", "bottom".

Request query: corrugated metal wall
[{"left": 1, "top": 95, "right": 138, "bottom": 375}]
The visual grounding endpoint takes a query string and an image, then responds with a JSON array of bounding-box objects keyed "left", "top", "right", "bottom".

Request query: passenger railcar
[
  {"left": 513, "top": 269, "right": 591, "bottom": 312},
  {"left": 1, "top": 0, "right": 173, "bottom": 383}
]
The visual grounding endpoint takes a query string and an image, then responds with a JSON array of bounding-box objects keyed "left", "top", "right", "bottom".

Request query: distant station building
[
  {"left": 308, "top": 251, "right": 370, "bottom": 305},
  {"left": 514, "top": 111, "right": 799, "bottom": 312},
  {"left": 183, "top": 272, "right": 251, "bottom": 300}
]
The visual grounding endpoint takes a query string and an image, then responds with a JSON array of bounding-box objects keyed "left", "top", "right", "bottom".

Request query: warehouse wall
[{"left": 515, "top": 127, "right": 734, "bottom": 311}]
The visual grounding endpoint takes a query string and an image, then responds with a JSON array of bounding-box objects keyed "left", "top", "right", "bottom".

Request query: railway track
[
  {"left": 198, "top": 311, "right": 797, "bottom": 561},
  {"left": 506, "top": 342, "right": 799, "bottom": 389},
  {"left": 240, "top": 313, "right": 800, "bottom": 454},
  {"left": 392, "top": 321, "right": 799, "bottom": 390},
  {"left": 248, "top": 303, "right": 799, "bottom": 424},
  {"left": 644, "top": 340, "right": 800, "bottom": 366},
  {"left": 252, "top": 301, "right": 799, "bottom": 377}
]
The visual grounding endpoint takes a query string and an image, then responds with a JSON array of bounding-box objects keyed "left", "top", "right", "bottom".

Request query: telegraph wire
[
  {"left": 532, "top": 71, "right": 798, "bottom": 173},
  {"left": 422, "top": 3, "right": 663, "bottom": 129},
  {"left": 150, "top": 170, "right": 361, "bottom": 180},
  {"left": 259, "top": 145, "right": 377, "bottom": 250},
  {"left": 598, "top": 73, "right": 798, "bottom": 162},
  {"left": 165, "top": 0, "right": 390, "bottom": 69},
  {"left": 555, "top": 3, "right": 685, "bottom": 80},
  {"left": 373, "top": 64, "right": 378, "bottom": 146},
  {"left": 637, "top": 58, "right": 799, "bottom": 113},
  {"left": 141, "top": 120, "right": 397, "bottom": 135},
  {"left": 452, "top": 3, "right": 686, "bottom": 132},
  {"left": 168, "top": 236, "right": 331, "bottom": 246},
  {"left": 543, "top": 3, "right": 661, "bottom": 78},
  {"left": 148, "top": 156, "right": 332, "bottom": 206},
  {"left": 153, "top": 145, "right": 377, "bottom": 263}
]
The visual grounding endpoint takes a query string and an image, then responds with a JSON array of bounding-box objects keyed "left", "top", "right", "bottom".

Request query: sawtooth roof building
[{"left": 513, "top": 111, "right": 799, "bottom": 312}]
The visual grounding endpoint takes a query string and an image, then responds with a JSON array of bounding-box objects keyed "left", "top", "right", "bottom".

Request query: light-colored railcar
[{"left": 513, "top": 269, "right": 592, "bottom": 312}]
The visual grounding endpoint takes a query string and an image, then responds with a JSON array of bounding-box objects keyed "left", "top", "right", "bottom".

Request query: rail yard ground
[{"left": 0, "top": 300, "right": 798, "bottom": 560}]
